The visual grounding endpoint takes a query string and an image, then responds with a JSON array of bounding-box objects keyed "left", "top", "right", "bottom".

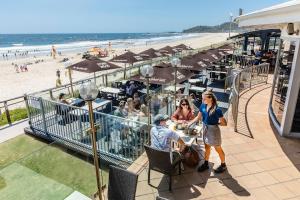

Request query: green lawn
[
  {"left": 0, "top": 135, "right": 47, "bottom": 169},
  {"left": 20, "top": 144, "right": 108, "bottom": 196},
  {"left": 0, "top": 163, "right": 73, "bottom": 200},
  {"left": 0, "top": 108, "right": 28, "bottom": 127},
  {"left": 0, "top": 135, "right": 109, "bottom": 198}
]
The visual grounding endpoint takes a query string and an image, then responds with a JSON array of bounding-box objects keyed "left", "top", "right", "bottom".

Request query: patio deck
[{"left": 133, "top": 83, "right": 300, "bottom": 200}]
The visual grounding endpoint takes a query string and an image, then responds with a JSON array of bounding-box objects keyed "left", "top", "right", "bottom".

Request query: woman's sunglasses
[{"left": 181, "top": 103, "right": 188, "bottom": 106}]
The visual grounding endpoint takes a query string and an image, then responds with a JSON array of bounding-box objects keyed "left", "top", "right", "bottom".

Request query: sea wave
[{"left": 0, "top": 33, "right": 205, "bottom": 55}]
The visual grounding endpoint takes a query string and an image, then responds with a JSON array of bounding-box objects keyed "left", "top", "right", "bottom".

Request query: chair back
[
  {"left": 108, "top": 165, "right": 138, "bottom": 200},
  {"left": 144, "top": 145, "right": 173, "bottom": 173}
]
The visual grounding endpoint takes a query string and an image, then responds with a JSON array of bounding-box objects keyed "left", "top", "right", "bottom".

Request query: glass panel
[
  {"left": 292, "top": 86, "right": 300, "bottom": 132},
  {"left": 271, "top": 40, "right": 296, "bottom": 125}
]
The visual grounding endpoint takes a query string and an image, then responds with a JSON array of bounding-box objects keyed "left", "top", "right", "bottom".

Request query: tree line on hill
[{"left": 182, "top": 22, "right": 242, "bottom": 33}]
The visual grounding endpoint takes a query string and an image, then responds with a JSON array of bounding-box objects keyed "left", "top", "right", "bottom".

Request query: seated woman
[
  {"left": 133, "top": 92, "right": 141, "bottom": 110},
  {"left": 138, "top": 104, "right": 148, "bottom": 123},
  {"left": 171, "top": 98, "right": 195, "bottom": 124},
  {"left": 125, "top": 97, "right": 138, "bottom": 115},
  {"left": 113, "top": 101, "right": 128, "bottom": 118}
]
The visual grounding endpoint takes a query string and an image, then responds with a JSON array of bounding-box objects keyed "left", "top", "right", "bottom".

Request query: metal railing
[
  {"left": 0, "top": 95, "right": 27, "bottom": 126},
  {"left": 230, "top": 63, "right": 270, "bottom": 131},
  {"left": 25, "top": 94, "right": 151, "bottom": 166}
]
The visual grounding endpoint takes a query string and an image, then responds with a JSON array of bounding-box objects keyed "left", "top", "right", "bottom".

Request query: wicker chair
[
  {"left": 107, "top": 165, "right": 138, "bottom": 200},
  {"left": 144, "top": 145, "right": 182, "bottom": 191}
]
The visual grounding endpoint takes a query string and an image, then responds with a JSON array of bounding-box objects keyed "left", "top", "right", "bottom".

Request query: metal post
[
  {"left": 124, "top": 63, "right": 127, "bottom": 79},
  {"left": 105, "top": 74, "right": 108, "bottom": 86},
  {"left": 249, "top": 65, "right": 253, "bottom": 89},
  {"left": 39, "top": 97, "right": 48, "bottom": 134},
  {"left": 24, "top": 94, "right": 31, "bottom": 126},
  {"left": 174, "top": 66, "right": 177, "bottom": 111},
  {"left": 68, "top": 68, "right": 74, "bottom": 97},
  {"left": 4, "top": 101, "right": 11, "bottom": 125},
  {"left": 146, "top": 77, "right": 151, "bottom": 144},
  {"left": 49, "top": 90, "right": 54, "bottom": 100},
  {"left": 87, "top": 101, "right": 103, "bottom": 200}
]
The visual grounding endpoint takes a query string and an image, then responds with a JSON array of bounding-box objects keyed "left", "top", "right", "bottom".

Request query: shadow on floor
[{"left": 269, "top": 119, "right": 300, "bottom": 172}]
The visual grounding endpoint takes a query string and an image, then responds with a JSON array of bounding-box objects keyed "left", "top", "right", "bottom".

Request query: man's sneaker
[
  {"left": 197, "top": 163, "right": 209, "bottom": 172},
  {"left": 214, "top": 164, "right": 227, "bottom": 173}
]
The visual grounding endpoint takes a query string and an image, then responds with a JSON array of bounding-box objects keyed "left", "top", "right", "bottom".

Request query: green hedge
[{"left": 0, "top": 108, "right": 28, "bottom": 127}]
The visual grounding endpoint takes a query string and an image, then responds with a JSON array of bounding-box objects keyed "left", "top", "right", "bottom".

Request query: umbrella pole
[
  {"left": 94, "top": 72, "right": 96, "bottom": 85},
  {"left": 124, "top": 63, "right": 127, "bottom": 79},
  {"left": 68, "top": 68, "right": 74, "bottom": 97}
]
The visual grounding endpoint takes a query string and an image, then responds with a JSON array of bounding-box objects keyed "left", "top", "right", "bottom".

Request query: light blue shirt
[{"left": 150, "top": 125, "right": 180, "bottom": 152}]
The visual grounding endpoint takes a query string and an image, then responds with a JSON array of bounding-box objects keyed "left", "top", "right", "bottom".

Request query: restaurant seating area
[{"left": 24, "top": 42, "right": 240, "bottom": 167}]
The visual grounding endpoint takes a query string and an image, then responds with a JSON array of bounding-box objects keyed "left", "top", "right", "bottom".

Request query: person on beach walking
[{"left": 188, "top": 90, "right": 227, "bottom": 173}]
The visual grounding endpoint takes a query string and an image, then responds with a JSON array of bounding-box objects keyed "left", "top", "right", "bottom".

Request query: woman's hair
[
  {"left": 203, "top": 90, "right": 218, "bottom": 116},
  {"left": 179, "top": 98, "right": 191, "bottom": 111},
  {"left": 140, "top": 104, "right": 148, "bottom": 114},
  {"left": 127, "top": 98, "right": 133, "bottom": 103},
  {"left": 119, "top": 100, "right": 126, "bottom": 108}
]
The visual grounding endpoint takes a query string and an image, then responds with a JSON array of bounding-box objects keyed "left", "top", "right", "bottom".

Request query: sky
[{"left": 0, "top": 0, "right": 287, "bottom": 34}]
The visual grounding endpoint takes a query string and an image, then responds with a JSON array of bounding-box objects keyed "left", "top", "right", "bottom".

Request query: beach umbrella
[
  {"left": 217, "top": 44, "right": 234, "bottom": 52},
  {"left": 158, "top": 46, "right": 177, "bottom": 55},
  {"left": 88, "top": 47, "right": 103, "bottom": 56},
  {"left": 109, "top": 50, "right": 144, "bottom": 64},
  {"left": 130, "top": 65, "right": 193, "bottom": 85},
  {"left": 66, "top": 57, "right": 121, "bottom": 95},
  {"left": 109, "top": 50, "right": 145, "bottom": 79},
  {"left": 193, "top": 51, "right": 219, "bottom": 63},
  {"left": 138, "top": 48, "right": 165, "bottom": 59},
  {"left": 207, "top": 49, "right": 225, "bottom": 60},
  {"left": 173, "top": 44, "right": 193, "bottom": 52},
  {"left": 180, "top": 56, "right": 210, "bottom": 71}
]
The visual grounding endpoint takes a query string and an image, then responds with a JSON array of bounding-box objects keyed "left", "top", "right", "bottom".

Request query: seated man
[{"left": 150, "top": 114, "right": 185, "bottom": 163}]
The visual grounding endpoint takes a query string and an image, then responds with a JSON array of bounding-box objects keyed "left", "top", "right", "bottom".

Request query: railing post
[
  {"left": 265, "top": 63, "right": 270, "bottom": 84},
  {"left": 4, "top": 101, "right": 12, "bottom": 125},
  {"left": 49, "top": 89, "right": 54, "bottom": 100},
  {"left": 24, "top": 94, "right": 31, "bottom": 125},
  {"left": 39, "top": 97, "right": 48, "bottom": 134},
  {"left": 249, "top": 65, "right": 253, "bottom": 89}
]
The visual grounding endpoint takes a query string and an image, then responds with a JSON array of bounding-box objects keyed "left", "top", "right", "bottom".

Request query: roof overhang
[{"left": 236, "top": 0, "right": 300, "bottom": 29}]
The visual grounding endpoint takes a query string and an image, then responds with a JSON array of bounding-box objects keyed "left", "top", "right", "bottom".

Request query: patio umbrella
[
  {"left": 130, "top": 65, "right": 193, "bottom": 85},
  {"left": 109, "top": 50, "right": 144, "bottom": 64},
  {"left": 207, "top": 49, "right": 225, "bottom": 60},
  {"left": 66, "top": 57, "right": 121, "bottom": 95},
  {"left": 180, "top": 56, "right": 210, "bottom": 71},
  {"left": 138, "top": 48, "right": 164, "bottom": 59},
  {"left": 173, "top": 44, "right": 193, "bottom": 52},
  {"left": 158, "top": 46, "right": 177, "bottom": 55},
  {"left": 193, "top": 51, "right": 219, "bottom": 63},
  {"left": 109, "top": 50, "right": 144, "bottom": 79},
  {"left": 217, "top": 44, "right": 234, "bottom": 52}
]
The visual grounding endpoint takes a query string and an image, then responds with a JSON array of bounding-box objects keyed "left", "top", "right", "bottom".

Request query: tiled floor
[{"left": 134, "top": 83, "right": 300, "bottom": 200}]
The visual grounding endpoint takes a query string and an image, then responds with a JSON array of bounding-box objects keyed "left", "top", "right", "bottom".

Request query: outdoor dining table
[
  {"left": 166, "top": 120, "right": 202, "bottom": 146},
  {"left": 100, "top": 87, "right": 123, "bottom": 94},
  {"left": 189, "top": 86, "right": 206, "bottom": 93},
  {"left": 163, "top": 84, "right": 185, "bottom": 92},
  {"left": 69, "top": 98, "right": 112, "bottom": 116},
  {"left": 188, "top": 79, "right": 202, "bottom": 84},
  {"left": 138, "top": 88, "right": 155, "bottom": 94}
]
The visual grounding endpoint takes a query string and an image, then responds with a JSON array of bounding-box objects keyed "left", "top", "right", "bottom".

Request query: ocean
[{"left": 0, "top": 33, "right": 205, "bottom": 57}]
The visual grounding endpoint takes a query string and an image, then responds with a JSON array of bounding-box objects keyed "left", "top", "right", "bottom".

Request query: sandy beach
[{"left": 0, "top": 33, "right": 230, "bottom": 101}]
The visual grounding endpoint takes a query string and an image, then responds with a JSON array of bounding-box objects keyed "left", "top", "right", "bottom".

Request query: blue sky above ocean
[{"left": 0, "top": 0, "right": 286, "bottom": 34}]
